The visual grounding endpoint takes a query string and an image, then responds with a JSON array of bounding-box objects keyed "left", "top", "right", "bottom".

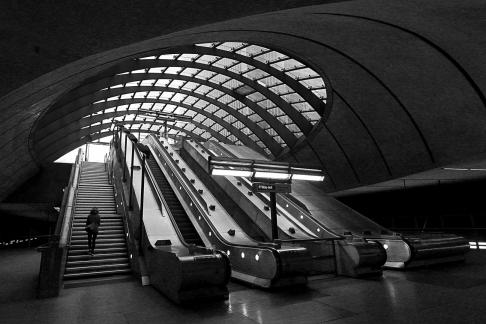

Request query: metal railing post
[
  {"left": 122, "top": 131, "right": 129, "bottom": 182},
  {"left": 139, "top": 152, "right": 146, "bottom": 255}
]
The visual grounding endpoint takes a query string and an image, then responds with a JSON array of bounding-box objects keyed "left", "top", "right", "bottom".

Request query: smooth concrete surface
[{"left": 2, "top": 247, "right": 486, "bottom": 323}]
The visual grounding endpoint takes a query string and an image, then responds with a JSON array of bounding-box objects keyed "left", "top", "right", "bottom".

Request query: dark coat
[{"left": 86, "top": 213, "right": 101, "bottom": 233}]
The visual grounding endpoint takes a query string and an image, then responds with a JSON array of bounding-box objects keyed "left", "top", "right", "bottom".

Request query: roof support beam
[
  {"left": 36, "top": 107, "right": 266, "bottom": 156},
  {"left": 36, "top": 89, "right": 283, "bottom": 156},
  {"left": 38, "top": 121, "right": 215, "bottom": 161},
  {"left": 53, "top": 59, "right": 313, "bottom": 134}
]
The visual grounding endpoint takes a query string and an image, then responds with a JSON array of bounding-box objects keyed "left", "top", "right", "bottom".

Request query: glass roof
[{"left": 80, "top": 42, "right": 330, "bottom": 157}]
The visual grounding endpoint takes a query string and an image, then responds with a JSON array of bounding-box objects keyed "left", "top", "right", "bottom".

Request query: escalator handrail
[
  {"left": 147, "top": 135, "right": 283, "bottom": 252},
  {"left": 150, "top": 137, "right": 208, "bottom": 212},
  {"left": 130, "top": 139, "right": 196, "bottom": 249}
]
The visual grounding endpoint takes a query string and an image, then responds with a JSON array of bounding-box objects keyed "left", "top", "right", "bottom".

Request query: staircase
[
  {"left": 64, "top": 162, "right": 131, "bottom": 287},
  {"left": 146, "top": 156, "right": 204, "bottom": 246}
]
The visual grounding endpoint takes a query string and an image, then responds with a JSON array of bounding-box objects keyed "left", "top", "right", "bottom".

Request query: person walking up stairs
[{"left": 64, "top": 161, "right": 131, "bottom": 287}]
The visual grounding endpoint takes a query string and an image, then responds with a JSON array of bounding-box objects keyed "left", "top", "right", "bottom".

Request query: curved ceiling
[
  {"left": 32, "top": 42, "right": 331, "bottom": 161},
  {"left": 0, "top": 0, "right": 485, "bottom": 201}
]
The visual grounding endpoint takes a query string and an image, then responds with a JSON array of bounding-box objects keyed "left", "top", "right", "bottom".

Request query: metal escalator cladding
[
  {"left": 146, "top": 155, "right": 204, "bottom": 246},
  {"left": 64, "top": 162, "right": 131, "bottom": 282}
]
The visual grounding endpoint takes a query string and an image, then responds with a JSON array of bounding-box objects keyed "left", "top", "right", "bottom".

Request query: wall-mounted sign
[{"left": 252, "top": 182, "right": 291, "bottom": 193}]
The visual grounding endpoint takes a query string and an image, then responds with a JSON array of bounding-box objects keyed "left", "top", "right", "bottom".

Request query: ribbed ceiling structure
[
  {"left": 33, "top": 42, "right": 331, "bottom": 161},
  {"left": 0, "top": 0, "right": 484, "bottom": 201}
]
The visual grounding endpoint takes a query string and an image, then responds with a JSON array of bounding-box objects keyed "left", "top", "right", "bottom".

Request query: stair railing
[{"left": 37, "top": 148, "right": 83, "bottom": 298}]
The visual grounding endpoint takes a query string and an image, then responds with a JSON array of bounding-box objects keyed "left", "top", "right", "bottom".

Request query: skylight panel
[
  {"left": 178, "top": 54, "right": 200, "bottom": 61},
  {"left": 285, "top": 67, "right": 318, "bottom": 79},
  {"left": 159, "top": 92, "right": 174, "bottom": 100},
  {"left": 312, "top": 89, "right": 327, "bottom": 100},
  {"left": 243, "top": 69, "right": 268, "bottom": 80},
  {"left": 299, "top": 77, "right": 325, "bottom": 89},
  {"left": 196, "top": 55, "right": 219, "bottom": 65},
  {"left": 228, "top": 62, "right": 254, "bottom": 74},
  {"left": 236, "top": 44, "right": 268, "bottom": 57},
  {"left": 271, "top": 59, "right": 305, "bottom": 71},
  {"left": 180, "top": 67, "right": 199, "bottom": 77},
  {"left": 139, "top": 56, "right": 157, "bottom": 60},
  {"left": 195, "top": 42, "right": 219, "bottom": 48},
  {"left": 254, "top": 51, "right": 288, "bottom": 64},
  {"left": 165, "top": 67, "right": 183, "bottom": 75},
  {"left": 155, "top": 79, "right": 171, "bottom": 87},
  {"left": 167, "top": 80, "right": 184, "bottom": 89},
  {"left": 148, "top": 67, "right": 166, "bottom": 74},
  {"left": 281, "top": 93, "right": 304, "bottom": 104},
  {"left": 212, "top": 58, "right": 238, "bottom": 69},
  {"left": 140, "top": 79, "right": 156, "bottom": 86},
  {"left": 195, "top": 70, "right": 217, "bottom": 80},
  {"left": 216, "top": 42, "right": 247, "bottom": 52},
  {"left": 182, "top": 82, "right": 198, "bottom": 92},
  {"left": 172, "top": 93, "right": 187, "bottom": 102},
  {"left": 158, "top": 54, "right": 178, "bottom": 60},
  {"left": 125, "top": 81, "right": 140, "bottom": 87}
]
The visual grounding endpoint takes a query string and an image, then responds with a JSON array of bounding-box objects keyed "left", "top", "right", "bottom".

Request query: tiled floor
[{"left": 1, "top": 247, "right": 486, "bottom": 323}]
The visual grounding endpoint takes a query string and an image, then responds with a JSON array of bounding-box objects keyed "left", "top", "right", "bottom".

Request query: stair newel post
[
  {"left": 127, "top": 134, "right": 138, "bottom": 210},
  {"left": 136, "top": 143, "right": 151, "bottom": 255},
  {"left": 122, "top": 128, "right": 130, "bottom": 182}
]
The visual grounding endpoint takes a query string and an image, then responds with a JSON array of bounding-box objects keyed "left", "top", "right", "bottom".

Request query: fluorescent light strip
[
  {"left": 211, "top": 169, "right": 252, "bottom": 177},
  {"left": 292, "top": 174, "right": 325, "bottom": 181},
  {"left": 254, "top": 171, "right": 290, "bottom": 180}
]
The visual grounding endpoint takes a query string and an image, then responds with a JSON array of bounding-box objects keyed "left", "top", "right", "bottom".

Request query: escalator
[
  {"left": 144, "top": 134, "right": 313, "bottom": 288},
  {"left": 145, "top": 156, "right": 203, "bottom": 246},
  {"left": 210, "top": 141, "right": 470, "bottom": 269},
  {"left": 184, "top": 139, "right": 385, "bottom": 277},
  {"left": 114, "top": 131, "right": 230, "bottom": 303}
]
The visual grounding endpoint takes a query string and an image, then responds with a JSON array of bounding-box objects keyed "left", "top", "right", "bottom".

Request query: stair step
[
  {"left": 68, "top": 251, "right": 128, "bottom": 261},
  {"left": 68, "top": 247, "right": 128, "bottom": 255},
  {"left": 63, "top": 274, "right": 134, "bottom": 288},
  {"left": 67, "top": 257, "right": 129, "bottom": 267},
  {"left": 71, "top": 238, "right": 126, "bottom": 244},
  {"left": 64, "top": 268, "right": 131, "bottom": 280},
  {"left": 72, "top": 225, "right": 123, "bottom": 229},
  {"left": 70, "top": 242, "right": 126, "bottom": 248},
  {"left": 65, "top": 262, "right": 130, "bottom": 274},
  {"left": 72, "top": 234, "right": 125, "bottom": 240}
]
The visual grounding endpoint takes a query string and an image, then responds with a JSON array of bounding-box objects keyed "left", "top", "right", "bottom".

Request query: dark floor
[{"left": 1, "top": 247, "right": 486, "bottom": 324}]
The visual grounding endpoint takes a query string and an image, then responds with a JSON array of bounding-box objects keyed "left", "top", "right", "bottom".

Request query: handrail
[
  {"left": 147, "top": 135, "right": 279, "bottom": 251},
  {"left": 146, "top": 135, "right": 323, "bottom": 284},
  {"left": 150, "top": 137, "right": 209, "bottom": 212},
  {"left": 37, "top": 148, "right": 83, "bottom": 298},
  {"left": 203, "top": 141, "right": 314, "bottom": 237},
  {"left": 59, "top": 149, "right": 83, "bottom": 247}
]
